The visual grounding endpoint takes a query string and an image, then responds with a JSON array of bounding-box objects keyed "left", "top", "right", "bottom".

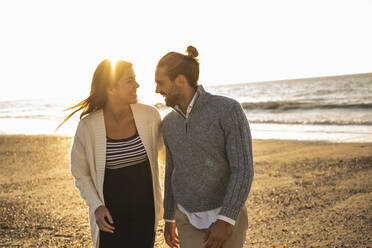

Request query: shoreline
[
  {"left": 2, "top": 133, "right": 372, "bottom": 144},
  {"left": 1, "top": 135, "right": 371, "bottom": 247},
  {"left": 2, "top": 115, "right": 372, "bottom": 143}
]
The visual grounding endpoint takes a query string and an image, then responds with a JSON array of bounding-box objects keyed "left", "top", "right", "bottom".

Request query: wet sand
[{"left": 0, "top": 135, "right": 371, "bottom": 247}]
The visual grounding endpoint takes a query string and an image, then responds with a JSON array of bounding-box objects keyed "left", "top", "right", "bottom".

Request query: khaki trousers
[{"left": 174, "top": 206, "right": 248, "bottom": 248}]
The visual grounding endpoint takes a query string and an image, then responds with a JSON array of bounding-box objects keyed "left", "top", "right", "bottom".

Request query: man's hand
[
  {"left": 95, "top": 205, "right": 115, "bottom": 233},
  {"left": 164, "top": 221, "right": 179, "bottom": 247},
  {"left": 204, "top": 220, "right": 233, "bottom": 248}
]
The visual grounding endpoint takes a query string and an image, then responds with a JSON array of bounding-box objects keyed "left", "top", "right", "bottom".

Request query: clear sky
[{"left": 1, "top": 0, "right": 371, "bottom": 104}]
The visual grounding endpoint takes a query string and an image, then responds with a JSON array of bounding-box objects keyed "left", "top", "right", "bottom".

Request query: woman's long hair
[{"left": 57, "top": 59, "right": 132, "bottom": 130}]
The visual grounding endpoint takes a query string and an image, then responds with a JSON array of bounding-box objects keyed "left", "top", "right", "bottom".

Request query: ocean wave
[
  {"left": 249, "top": 119, "right": 372, "bottom": 126},
  {"left": 241, "top": 101, "right": 372, "bottom": 111},
  {"left": 154, "top": 101, "right": 372, "bottom": 111},
  {"left": 0, "top": 114, "right": 58, "bottom": 120}
]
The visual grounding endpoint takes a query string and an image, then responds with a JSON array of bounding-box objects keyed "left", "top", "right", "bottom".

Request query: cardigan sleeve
[
  {"left": 70, "top": 121, "right": 103, "bottom": 213},
  {"left": 218, "top": 101, "right": 254, "bottom": 220},
  {"left": 153, "top": 108, "right": 165, "bottom": 166}
]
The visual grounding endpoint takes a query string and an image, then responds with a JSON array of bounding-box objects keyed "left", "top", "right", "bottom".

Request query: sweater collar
[
  {"left": 189, "top": 85, "right": 208, "bottom": 115},
  {"left": 173, "top": 84, "right": 207, "bottom": 118}
]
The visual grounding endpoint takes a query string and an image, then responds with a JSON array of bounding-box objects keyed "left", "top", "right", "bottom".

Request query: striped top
[{"left": 105, "top": 131, "right": 148, "bottom": 170}]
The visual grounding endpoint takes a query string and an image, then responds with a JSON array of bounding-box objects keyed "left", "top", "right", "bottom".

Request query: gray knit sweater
[{"left": 162, "top": 85, "right": 254, "bottom": 221}]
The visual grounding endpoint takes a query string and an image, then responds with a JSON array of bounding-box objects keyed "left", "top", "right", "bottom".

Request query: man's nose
[{"left": 155, "top": 84, "right": 160, "bottom": 93}]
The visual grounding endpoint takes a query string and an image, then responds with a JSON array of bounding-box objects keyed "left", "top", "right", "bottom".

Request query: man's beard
[
  {"left": 164, "top": 85, "right": 179, "bottom": 108},
  {"left": 164, "top": 94, "right": 178, "bottom": 108}
]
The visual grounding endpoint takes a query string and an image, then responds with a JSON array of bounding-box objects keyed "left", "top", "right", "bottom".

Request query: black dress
[{"left": 99, "top": 132, "right": 155, "bottom": 248}]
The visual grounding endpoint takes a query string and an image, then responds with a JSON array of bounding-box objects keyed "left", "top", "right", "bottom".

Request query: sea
[{"left": 1, "top": 73, "right": 371, "bottom": 143}]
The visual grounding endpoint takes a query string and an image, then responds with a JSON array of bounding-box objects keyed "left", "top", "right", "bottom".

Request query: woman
[{"left": 59, "top": 59, "right": 163, "bottom": 247}]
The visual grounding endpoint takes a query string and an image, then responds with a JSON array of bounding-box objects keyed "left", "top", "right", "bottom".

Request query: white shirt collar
[{"left": 174, "top": 89, "right": 199, "bottom": 118}]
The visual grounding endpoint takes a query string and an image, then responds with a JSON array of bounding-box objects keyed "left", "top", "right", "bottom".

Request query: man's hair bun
[{"left": 186, "top": 46, "right": 199, "bottom": 58}]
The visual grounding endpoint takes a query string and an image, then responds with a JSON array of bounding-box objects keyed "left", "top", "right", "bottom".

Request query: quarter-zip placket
[
  {"left": 173, "top": 109, "right": 188, "bottom": 134},
  {"left": 173, "top": 88, "right": 200, "bottom": 135}
]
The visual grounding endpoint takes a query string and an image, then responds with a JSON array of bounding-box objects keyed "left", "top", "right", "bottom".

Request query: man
[{"left": 155, "top": 46, "right": 254, "bottom": 248}]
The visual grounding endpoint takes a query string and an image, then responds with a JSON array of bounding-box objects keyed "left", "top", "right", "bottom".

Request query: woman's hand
[{"left": 95, "top": 205, "right": 115, "bottom": 233}]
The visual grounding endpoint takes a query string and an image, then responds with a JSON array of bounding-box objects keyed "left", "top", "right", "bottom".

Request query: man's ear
[{"left": 174, "top": 74, "right": 188, "bottom": 87}]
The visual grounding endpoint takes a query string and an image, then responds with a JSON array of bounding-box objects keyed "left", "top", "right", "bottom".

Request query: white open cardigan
[{"left": 70, "top": 103, "right": 164, "bottom": 247}]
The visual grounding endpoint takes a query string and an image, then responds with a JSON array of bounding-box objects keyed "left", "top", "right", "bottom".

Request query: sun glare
[{"left": 108, "top": 57, "right": 120, "bottom": 71}]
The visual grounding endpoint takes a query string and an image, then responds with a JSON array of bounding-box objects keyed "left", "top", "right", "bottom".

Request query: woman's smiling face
[{"left": 112, "top": 67, "right": 139, "bottom": 105}]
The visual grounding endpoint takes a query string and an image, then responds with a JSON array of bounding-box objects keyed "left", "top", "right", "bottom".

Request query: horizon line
[{"left": 209, "top": 71, "right": 372, "bottom": 87}]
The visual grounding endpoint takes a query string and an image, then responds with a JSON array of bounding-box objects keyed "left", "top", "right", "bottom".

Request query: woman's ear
[{"left": 106, "top": 86, "right": 115, "bottom": 97}]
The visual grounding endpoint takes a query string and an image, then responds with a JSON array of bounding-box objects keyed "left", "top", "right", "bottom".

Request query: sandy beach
[{"left": 0, "top": 135, "right": 371, "bottom": 247}]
